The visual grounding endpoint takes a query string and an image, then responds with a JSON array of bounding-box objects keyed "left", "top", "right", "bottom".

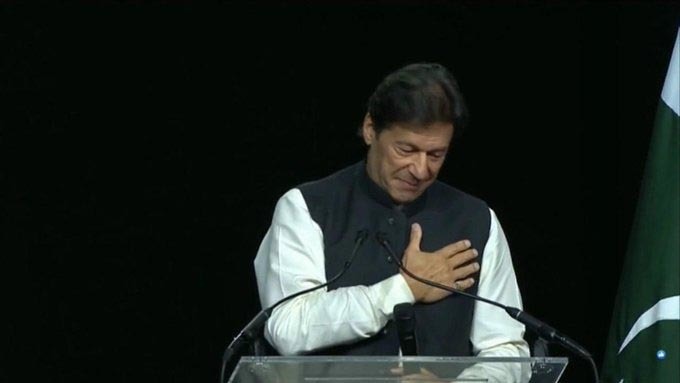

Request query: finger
[
  {"left": 452, "top": 262, "right": 480, "bottom": 280},
  {"left": 401, "top": 375, "right": 419, "bottom": 381},
  {"left": 446, "top": 248, "right": 478, "bottom": 267},
  {"left": 454, "top": 277, "right": 475, "bottom": 291},
  {"left": 406, "top": 223, "right": 422, "bottom": 252},
  {"left": 419, "top": 367, "right": 437, "bottom": 378},
  {"left": 436, "top": 239, "right": 471, "bottom": 257},
  {"left": 401, "top": 372, "right": 438, "bottom": 382},
  {"left": 401, "top": 373, "right": 426, "bottom": 381}
]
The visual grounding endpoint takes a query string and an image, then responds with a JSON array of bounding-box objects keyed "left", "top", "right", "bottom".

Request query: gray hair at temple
[{"left": 366, "top": 62, "right": 469, "bottom": 138}]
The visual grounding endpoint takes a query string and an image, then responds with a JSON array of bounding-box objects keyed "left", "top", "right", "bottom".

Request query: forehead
[{"left": 381, "top": 122, "right": 454, "bottom": 148}]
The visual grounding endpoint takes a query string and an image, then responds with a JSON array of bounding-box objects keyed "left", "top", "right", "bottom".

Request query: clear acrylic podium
[{"left": 228, "top": 356, "right": 568, "bottom": 382}]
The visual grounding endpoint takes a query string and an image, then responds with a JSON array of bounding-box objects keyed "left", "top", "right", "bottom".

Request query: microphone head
[
  {"left": 375, "top": 231, "right": 388, "bottom": 244},
  {"left": 394, "top": 303, "right": 418, "bottom": 356},
  {"left": 394, "top": 303, "right": 415, "bottom": 325},
  {"left": 355, "top": 229, "right": 369, "bottom": 243}
]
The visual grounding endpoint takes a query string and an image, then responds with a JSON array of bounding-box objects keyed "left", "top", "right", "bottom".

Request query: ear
[{"left": 362, "top": 113, "right": 376, "bottom": 145}]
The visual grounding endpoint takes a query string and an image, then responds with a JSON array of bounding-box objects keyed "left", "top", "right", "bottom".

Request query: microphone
[
  {"left": 219, "top": 230, "right": 370, "bottom": 383},
  {"left": 376, "top": 232, "right": 599, "bottom": 382},
  {"left": 394, "top": 303, "right": 418, "bottom": 356},
  {"left": 394, "top": 302, "right": 418, "bottom": 374}
]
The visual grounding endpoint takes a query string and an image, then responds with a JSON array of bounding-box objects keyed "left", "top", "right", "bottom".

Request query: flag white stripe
[
  {"left": 661, "top": 28, "right": 679, "bottom": 116},
  {"left": 618, "top": 295, "right": 680, "bottom": 354}
]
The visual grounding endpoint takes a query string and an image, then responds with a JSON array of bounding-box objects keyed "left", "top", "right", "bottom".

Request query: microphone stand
[
  {"left": 376, "top": 232, "right": 599, "bottom": 383},
  {"left": 219, "top": 230, "right": 369, "bottom": 383}
]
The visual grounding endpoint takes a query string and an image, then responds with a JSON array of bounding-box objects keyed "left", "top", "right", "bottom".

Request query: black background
[{"left": 2, "top": 2, "right": 679, "bottom": 382}]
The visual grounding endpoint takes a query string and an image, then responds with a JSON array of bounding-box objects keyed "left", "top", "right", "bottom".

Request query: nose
[{"left": 409, "top": 152, "right": 429, "bottom": 180}]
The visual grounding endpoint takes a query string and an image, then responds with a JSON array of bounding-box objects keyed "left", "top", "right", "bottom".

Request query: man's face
[{"left": 363, "top": 115, "right": 454, "bottom": 204}]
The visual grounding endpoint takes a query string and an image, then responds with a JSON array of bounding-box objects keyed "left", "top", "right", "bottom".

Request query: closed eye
[{"left": 396, "top": 145, "right": 416, "bottom": 154}]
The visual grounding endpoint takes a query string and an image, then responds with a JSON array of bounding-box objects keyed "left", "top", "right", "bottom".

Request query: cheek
[
  {"left": 380, "top": 151, "right": 404, "bottom": 170},
  {"left": 387, "top": 158, "right": 411, "bottom": 175},
  {"left": 427, "top": 162, "right": 444, "bottom": 178},
  {"left": 429, "top": 160, "right": 444, "bottom": 172}
]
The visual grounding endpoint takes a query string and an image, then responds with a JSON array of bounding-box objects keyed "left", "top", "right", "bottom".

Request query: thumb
[{"left": 407, "top": 223, "right": 422, "bottom": 252}]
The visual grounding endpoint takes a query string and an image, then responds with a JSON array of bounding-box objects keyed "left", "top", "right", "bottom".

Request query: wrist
[{"left": 400, "top": 271, "right": 422, "bottom": 301}]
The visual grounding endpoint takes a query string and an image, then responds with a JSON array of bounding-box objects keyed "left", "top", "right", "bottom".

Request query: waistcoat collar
[{"left": 356, "top": 160, "right": 428, "bottom": 217}]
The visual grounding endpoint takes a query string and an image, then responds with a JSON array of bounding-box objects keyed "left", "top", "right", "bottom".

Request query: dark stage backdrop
[{"left": 2, "top": 3, "right": 678, "bottom": 382}]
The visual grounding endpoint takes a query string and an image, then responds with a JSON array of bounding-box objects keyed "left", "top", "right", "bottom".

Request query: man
[{"left": 253, "top": 63, "right": 530, "bottom": 381}]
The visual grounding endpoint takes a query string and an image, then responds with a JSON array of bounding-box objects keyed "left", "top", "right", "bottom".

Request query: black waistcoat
[{"left": 297, "top": 161, "right": 491, "bottom": 356}]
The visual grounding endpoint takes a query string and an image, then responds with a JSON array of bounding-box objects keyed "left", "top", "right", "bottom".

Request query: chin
[{"left": 391, "top": 191, "right": 421, "bottom": 204}]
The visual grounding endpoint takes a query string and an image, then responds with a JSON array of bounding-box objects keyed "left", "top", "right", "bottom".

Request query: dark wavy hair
[{"left": 366, "top": 62, "right": 468, "bottom": 138}]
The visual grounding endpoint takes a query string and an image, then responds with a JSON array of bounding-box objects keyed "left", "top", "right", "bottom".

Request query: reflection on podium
[{"left": 228, "top": 355, "right": 568, "bottom": 383}]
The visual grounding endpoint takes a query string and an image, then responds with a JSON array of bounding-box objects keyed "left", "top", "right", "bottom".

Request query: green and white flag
[{"left": 602, "top": 28, "right": 680, "bottom": 383}]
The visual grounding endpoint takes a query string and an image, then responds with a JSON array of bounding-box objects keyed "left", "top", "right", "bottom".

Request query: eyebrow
[{"left": 396, "top": 141, "right": 449, "bottom": 153}]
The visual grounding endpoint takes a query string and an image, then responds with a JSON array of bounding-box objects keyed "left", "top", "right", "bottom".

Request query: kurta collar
[{"left": 356, "top": 160, "right": 428, "bottom": 217}]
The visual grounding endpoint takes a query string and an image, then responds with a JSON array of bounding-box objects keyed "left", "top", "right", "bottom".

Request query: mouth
[{"left": 397, "top": 178, "right": 420, "bottom": 191}]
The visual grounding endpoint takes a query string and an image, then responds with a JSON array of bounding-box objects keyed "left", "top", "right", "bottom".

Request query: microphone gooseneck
[
  {"left": 219, "top": 230, "right": 370, "bottom": 383},
  {"left": 376, "top": 232, "right": 599, "bottom": 383}
]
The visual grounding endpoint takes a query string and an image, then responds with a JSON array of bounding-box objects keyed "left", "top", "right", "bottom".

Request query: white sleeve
[
  {"left": 253, "top": 188, "right": 415, "bottom": 355},
  {"left": 457, "top": 208, "right": 531, "bottom": 383}
]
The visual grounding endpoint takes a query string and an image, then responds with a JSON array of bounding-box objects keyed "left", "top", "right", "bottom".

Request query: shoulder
[
  {"left": 426, "top": 181, "right": 493, "bottom": 238},
  {"left": 271, "top": 162, "right": 360, "bottom": 227},
  {"left": 295, "top": 162, "right": 360, "bottom": 209},
  {"left": 428, "top": 180, "right": 490, "bottom": 213},
  {"left": 296, "top": 162, "right": 359, "bottom": 197},
  {"left": 271, "top": 188, "right": 309, "bottom": 221}
]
